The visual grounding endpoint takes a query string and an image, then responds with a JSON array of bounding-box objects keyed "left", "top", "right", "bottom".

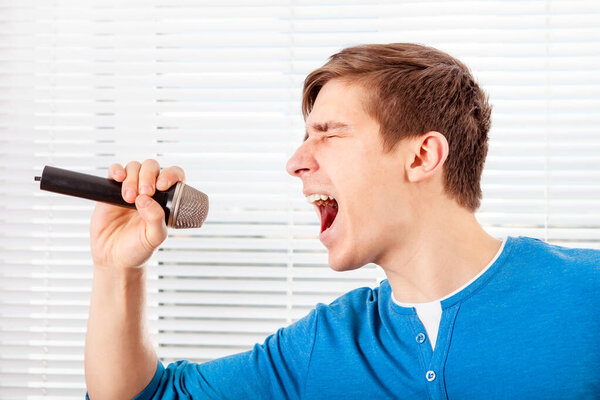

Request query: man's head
[{"left": 286, "top": 43, "right": 492, "bottom": 271}]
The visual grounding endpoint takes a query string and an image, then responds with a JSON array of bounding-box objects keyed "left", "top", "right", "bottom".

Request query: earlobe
[{"left": 406, "top": 132, "right": 448, "bottom": 182}]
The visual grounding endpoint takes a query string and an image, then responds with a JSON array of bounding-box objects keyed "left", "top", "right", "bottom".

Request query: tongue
[{"left": 320, "top": 204, "right": 338, "bottom": 233}]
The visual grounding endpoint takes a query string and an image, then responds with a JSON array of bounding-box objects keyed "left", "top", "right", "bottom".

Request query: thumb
[{"left": 135, "top": 194, "right": 168, "bottom": 250}]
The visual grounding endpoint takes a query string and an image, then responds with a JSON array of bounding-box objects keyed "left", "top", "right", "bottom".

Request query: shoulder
[
  {"left": 513, "top": 236, "right": 600, "bottom": 270},
  {"left": 276, "top": 284, "right": 384, "bottom": 342},
  {"left": 312, "top": 283, "right": 385, "bottom": 328},
  {"left": 508, "top": 236, "right": 599, "bottom": 290},
  {"left": 318, "top": 283, "right": 381, "bottom": 311}
]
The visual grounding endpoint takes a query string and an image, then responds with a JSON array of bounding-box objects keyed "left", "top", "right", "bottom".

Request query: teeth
[
  {"left": 318, "top": 199, "right": 337, "bottom": 208},
  {"left": 305, "top": 193, "right": 338, "bottom": 207}
]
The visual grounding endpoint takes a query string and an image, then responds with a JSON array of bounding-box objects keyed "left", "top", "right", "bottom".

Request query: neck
[{"left": 378, "top": 202, "right": 502, "bottom": 304}]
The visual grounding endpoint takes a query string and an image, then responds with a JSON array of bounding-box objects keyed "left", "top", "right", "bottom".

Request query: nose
[{"left": 286, "top": 140, "right": 318, "bottom": 178}]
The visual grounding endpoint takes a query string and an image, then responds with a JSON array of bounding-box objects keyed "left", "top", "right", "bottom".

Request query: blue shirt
[{"left": 91, "top": 236, "right": 600, "bottom": 399}]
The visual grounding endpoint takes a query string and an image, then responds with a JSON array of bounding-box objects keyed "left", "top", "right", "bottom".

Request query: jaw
[
  {"left": 321, "top": 209, "right": 366, "bottom": 272},
  {"left": 327, "top": 238, "right": 365, "bottom": 272},
  {"left": 311, "top": 189, "right": 387, "bottom": 271},
  {"left": 324, "top": 200, "right": 391, "bottom": 272}
]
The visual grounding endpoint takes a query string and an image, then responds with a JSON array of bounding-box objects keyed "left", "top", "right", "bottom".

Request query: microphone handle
[{"left": 36, "top": 166, "right": 175, "bottom": 223}]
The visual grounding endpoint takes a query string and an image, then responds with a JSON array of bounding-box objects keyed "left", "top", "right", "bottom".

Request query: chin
[{"left": 327, "top": 250, "right": 365, "bottom": 272}]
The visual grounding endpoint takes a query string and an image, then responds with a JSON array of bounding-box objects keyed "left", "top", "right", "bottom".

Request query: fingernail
[
  {"left": 140, "top": 184, "right": 153, "bottom": 195},
  {"left": 157, "top": 178, "right": 168, "bottom": 189},
  {"left": 126, "top": 189, "right": 136, "bottom": 201},
  {"left": 138, "top": 195, "right": 151, "bottom": 208}
]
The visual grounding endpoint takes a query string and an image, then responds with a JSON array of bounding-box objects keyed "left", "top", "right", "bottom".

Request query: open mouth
[{"left": 306, "top": 194, "right": 339, "bottom": 234}]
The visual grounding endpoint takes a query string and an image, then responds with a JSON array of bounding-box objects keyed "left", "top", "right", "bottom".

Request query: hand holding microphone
[{"left": 36, "top": 160, "right": 208, "bottom": 270}]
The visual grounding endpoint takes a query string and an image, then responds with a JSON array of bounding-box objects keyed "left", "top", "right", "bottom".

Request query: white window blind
[{"left": 0, "top": 1, "right": 598, "bottom": 398}]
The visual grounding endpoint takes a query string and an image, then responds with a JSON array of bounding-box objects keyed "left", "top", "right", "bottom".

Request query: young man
[{"left": 85, "top": 44, "right": 599, "bottom": 399}]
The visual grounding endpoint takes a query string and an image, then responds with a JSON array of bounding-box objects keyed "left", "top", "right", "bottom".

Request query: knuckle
[
  {"left": 109, "top": 163, "right": 123, "bottom": 172},
  {"left": 150, "top": 209, "right": 164, "bottom": 222},
  {"left": 124, "top": 164, "right": 140, "bottom": 182},
  {"left": 108, "top": 163, "right": 124, "bottom": 178},
  {"left": 142, "top": 158, "right": 160, "bottom": 168},
  {"left": 143, "top": 207, "right": 165, "bottom": 227},
  {"left": 125, "top": 161, "right": 141, "bottom": 171},
  {"left": 124, "top": 176, "right": 138, "bottom": 188},
  {"left": 140, "top": 159, "right": 160, "bottom": 181},
  {"left": 171, "top": 166, "right": 186, "bottom": 181}
]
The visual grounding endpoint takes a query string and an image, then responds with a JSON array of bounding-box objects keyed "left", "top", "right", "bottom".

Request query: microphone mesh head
[{"left": 172, "top": 184, "right": 209, "bottom": 229}]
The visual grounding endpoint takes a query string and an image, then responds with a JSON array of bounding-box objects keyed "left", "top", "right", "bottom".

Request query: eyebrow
[{"left": 303, "top": 121, "right": 350, "bottom": 141}]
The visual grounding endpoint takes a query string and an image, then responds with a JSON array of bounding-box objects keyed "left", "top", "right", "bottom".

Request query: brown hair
[{"left": 302, "top": 43, "right": 491, "bottom": 212}]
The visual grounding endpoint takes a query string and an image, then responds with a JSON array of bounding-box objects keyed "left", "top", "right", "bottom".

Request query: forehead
[{"left": 305, "top": 79, "right": 370, "bottom": 128}]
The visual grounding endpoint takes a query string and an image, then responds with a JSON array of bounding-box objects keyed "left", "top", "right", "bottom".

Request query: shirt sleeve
[{"left": 124, "top": 307, "right": 318, "bottom": 400}]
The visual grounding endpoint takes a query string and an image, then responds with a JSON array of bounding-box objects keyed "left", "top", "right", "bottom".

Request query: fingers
[
  {"left": 108, "top": 163, "right": 125, "bottom": 182},
  {"left": 157, "top": 165, "right": 185, "bottom": 191},
  {"left": 108, "top": 159, "right": 184, "bottom": 203},
  {"left": 135, "top": 194, "right": 168, "bottom": 249},
  {"left": 138, "top": 159, "right": 160, "bottom": 196},
  {"left": 121, "top": 161, "right": 142, "bottom": 203}
]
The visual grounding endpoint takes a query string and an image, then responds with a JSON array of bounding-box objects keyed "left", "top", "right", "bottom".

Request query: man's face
[{"left": 286, "top": 79, "right": 411, "bottom": 271}]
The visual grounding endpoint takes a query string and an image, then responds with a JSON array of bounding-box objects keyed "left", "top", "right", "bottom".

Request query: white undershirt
[{"left": 391, "top": 238, "right": 507, "bottom": 350}]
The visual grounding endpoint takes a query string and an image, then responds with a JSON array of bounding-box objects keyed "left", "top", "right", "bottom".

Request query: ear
[{"left": 406, "top": 132, "right": 449, "bottom": 183}]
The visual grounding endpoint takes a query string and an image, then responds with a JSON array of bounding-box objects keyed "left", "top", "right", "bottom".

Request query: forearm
[{"left": 85, "top": 265, "right": 158, "bottom": 400}]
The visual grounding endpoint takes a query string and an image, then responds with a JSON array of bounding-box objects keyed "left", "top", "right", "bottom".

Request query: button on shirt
[{"left": 392, "top": 238, "right": 506, "bottom": 350}]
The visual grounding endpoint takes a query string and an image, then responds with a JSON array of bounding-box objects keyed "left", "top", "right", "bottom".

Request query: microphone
[{"left": 35, "top": 166, "right": 209, "bottom": 229}]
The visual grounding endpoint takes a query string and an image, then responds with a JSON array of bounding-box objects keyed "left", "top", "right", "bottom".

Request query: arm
[
  {"left": 84, "top": 160, "right": 185, "bottom": 400},
  {"left": 129, "top": 308, "right": 319, "bottom": 400},
  {"left": 85, "top": 264, "right": 156, "bottom": 400}
]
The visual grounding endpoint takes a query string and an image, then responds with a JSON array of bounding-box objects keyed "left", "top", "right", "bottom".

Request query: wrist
[
  {"left": 90, "top": 263, "right": 147, "bottom": 323},
  {"left": 92, "top": 263, "right": 146, "bottom": 290},
  {"left": 93, "top": 261, "right": 146, "bottom": 274}
]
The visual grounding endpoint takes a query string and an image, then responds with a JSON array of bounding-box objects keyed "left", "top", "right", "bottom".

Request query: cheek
[{"left": 343, "top": 173, "right": 404, "bottom": 239}]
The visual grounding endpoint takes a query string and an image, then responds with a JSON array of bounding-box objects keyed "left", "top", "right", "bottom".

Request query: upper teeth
[{"left": 306, "top": 193, "right": 335, "bottom": 204}]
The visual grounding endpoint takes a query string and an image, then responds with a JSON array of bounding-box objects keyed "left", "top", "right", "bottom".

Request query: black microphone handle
[{"left": 35, "top": 166, "right": 175, "bottom": 223}]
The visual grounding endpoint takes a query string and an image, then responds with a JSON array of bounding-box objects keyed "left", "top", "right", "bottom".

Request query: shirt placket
[{"left": 409, "top": 304, "right": 460, "bottom": 400}]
